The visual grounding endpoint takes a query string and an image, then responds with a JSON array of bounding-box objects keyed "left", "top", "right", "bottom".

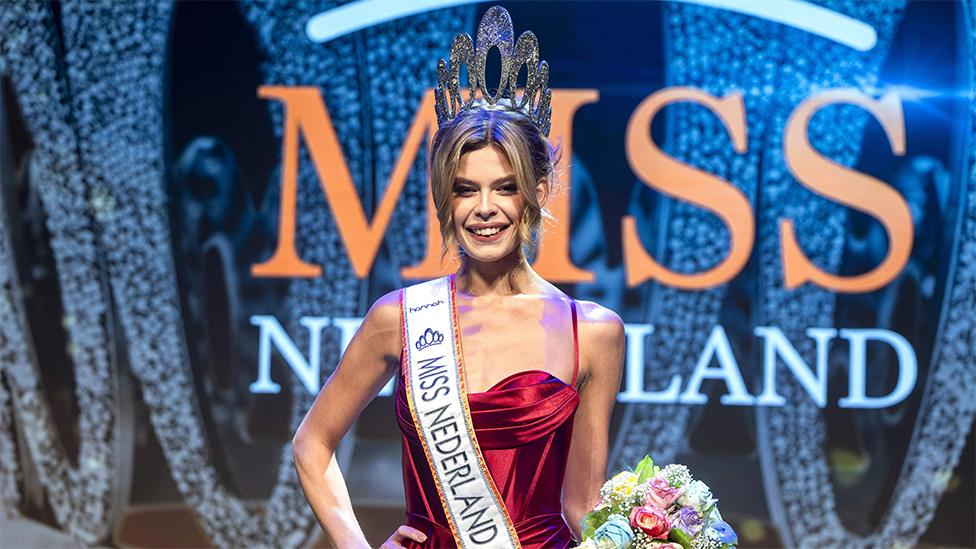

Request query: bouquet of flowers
[{"left": 574, "top": 455, "right": 737, "bottom": 549}]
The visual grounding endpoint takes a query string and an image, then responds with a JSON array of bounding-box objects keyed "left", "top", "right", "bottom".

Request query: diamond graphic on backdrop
[{"left": 415, "top": 328, "right": 445, "bottom": 351}]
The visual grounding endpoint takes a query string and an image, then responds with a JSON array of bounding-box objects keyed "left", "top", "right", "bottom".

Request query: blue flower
[
  {"left": 593, "top": 514, "right": 634, "bottom": 548},
  {"left": 710, "top": 521, "right": 738, "bottom": 545}
]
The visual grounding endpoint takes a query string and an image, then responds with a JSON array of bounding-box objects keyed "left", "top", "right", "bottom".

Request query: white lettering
[
  {"left": 755, "top": 327, "right": 836, "bottom": 408},
  {"left": 618, "top": 323, "right": 683, "bottom": 403},
  {"left": 250, "top": 315, "right": 918, "bottom": 408},
  {"left": 838, "top": 328, "right": 917, "bottom": 408},
  {"left": 679, "top": 325, "right": 754, "bottom": 405},
  {"left": 249, "top": 315, "right": 329, "bottom": 394}
]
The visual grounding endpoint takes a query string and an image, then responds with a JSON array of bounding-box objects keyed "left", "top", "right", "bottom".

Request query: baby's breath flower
[
  {"left": 630, "top": 529, "right": 652, "bottom": 548},
  {"left": 691, "top": 527, "right": 723, "bottom": 549},
  {"left": 661, "top": 464, "right": 692, "bottom": 488}
]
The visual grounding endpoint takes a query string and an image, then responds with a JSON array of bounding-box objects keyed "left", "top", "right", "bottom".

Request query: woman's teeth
[{"left": 472, "top": 226, "right": 503, "bottom": 236}]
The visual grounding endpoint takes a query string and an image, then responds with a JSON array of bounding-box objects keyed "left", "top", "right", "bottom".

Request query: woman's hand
[
  {"left": 380, "top": 525, "right": 428, "bottom": 548},
  {"left": 292, "top": 290, "right": 404, "bottom": 546}
]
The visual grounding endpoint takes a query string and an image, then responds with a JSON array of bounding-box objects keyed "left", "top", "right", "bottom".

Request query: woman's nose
[{"left": 475, "top": 191, "right": 497, "bottom": 219}]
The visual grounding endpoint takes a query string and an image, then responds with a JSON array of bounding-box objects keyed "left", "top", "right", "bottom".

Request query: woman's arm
[
  {"left": 561, "top": 302, "right": 625, "bottom": 539},
  {"left": 291, "top": 290, "right": 404, "bottom": 548}
]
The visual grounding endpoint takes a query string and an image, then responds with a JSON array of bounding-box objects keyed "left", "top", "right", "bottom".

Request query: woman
[{"left": 292, "top": 7, "right": 624, "bottom": 548}]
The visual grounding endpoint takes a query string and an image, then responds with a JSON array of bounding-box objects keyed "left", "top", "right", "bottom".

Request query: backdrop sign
[{"left": 0, "top": 1, "right": 972, "bottom": 548}]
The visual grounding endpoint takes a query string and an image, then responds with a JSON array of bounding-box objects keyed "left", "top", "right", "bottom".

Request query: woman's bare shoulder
[
  {"left": 573, "top": 299, "right": 624, "bottom": 341},
  {"left": 367, "top": 289, "right": 402, "bottom": 321},
  {"left": 572, "top": 299, "right": 625, "bottom": 387},
  {"left": 358, "top": 289, "right": 403, "bottom": 354}
]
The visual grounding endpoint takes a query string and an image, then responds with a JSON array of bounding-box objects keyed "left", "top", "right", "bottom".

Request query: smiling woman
[
  {"left": 290, "top": 6, "right": 625, "bottom": 549},
  {"left": 429, "top": 104, "right": 559, "bottom": 291},
  {"left": 426, "top": 106, "right": 558, "bottom": 293}
]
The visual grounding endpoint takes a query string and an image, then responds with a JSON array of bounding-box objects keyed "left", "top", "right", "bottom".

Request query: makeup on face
[{"left": 451, "top": 146, "right": 524, "bottom": 262}]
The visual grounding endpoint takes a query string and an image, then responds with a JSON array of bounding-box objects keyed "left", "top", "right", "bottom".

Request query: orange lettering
[
  {"left": 532, "top": 90, "right": 600, "bottom": 282},
  {"left": 782, "top": 90, "right": 911, "bottom": 292},
  {"left": 622, "top": 87, "right": 752, "bottom": 289},
  {"left": 399, "top": 179, "right": 461, "bottom": 278},
  {"left": 252, "top": 87, "right": 440, "bottom": 278},
  {"left": 401, "top": 92, "right": 459, "bottom": 279}
]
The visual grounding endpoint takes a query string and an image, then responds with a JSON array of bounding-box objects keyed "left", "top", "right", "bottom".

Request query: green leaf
[
  {"left": 635, "top": 455, "right": 658, "bottom": 483},
  {"left": 668, "top": 527, "right": 694, "bottom": 549},
  {"left": 580, "top": 506, "right": 613, "bottom": 539},
  {"left": 701, "top": 504, "right": 714, "bottom": 523}
]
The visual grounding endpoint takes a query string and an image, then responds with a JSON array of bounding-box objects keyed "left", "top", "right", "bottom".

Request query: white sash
[{"left": 401, "top": 275, "right": 520, "bottom": 548}]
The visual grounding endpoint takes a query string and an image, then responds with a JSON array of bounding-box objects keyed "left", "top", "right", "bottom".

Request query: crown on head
[{"left": 434, "top": 6, "right": 552, "bottom": 136}]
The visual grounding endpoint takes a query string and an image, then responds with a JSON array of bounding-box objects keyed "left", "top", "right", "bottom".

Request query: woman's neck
[{"left": 455, "top": 252, "right": 537, "bottom": 297}]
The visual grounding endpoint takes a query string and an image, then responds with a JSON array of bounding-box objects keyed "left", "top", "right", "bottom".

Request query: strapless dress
[{"left": 394, "top": 301, "right": 581, "bottom": 548}]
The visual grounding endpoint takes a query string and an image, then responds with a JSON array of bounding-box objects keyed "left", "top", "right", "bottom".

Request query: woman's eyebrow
[{"left": 453, "top": 176, "right": 516, "bottom": 186}]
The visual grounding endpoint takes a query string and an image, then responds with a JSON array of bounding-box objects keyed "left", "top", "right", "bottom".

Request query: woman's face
[{"left": 451, "top": 145, "right": 526, "bottom": 264}]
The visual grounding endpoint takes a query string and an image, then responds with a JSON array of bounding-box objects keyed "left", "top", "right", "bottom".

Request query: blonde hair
[{"left": 429, "top": 105, "right": 559, "bottom": 264}]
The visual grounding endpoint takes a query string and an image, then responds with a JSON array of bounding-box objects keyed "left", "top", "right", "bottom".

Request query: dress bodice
[{"left": 394, "top": 298, "right": 581, "bottom": 548}]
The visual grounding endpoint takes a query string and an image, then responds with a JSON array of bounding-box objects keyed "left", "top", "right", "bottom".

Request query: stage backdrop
[{"left": 0, "top": 1, "right": 973, "bottom": 547}]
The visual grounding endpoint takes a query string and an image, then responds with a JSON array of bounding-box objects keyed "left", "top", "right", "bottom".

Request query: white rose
[
  {"left": 678, "top": 480, "right": 712, "bottom": 510},
  {"left": 574, "top": 538, "right": 599, "bottom": 549}
]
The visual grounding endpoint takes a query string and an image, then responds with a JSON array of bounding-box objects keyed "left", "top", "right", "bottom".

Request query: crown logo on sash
[{"left": 415, "top": 327, "right": 445, "bottom": 351}]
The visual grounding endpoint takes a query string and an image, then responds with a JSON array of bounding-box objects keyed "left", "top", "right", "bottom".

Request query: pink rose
[
  {"left": 629, "top": 505, "right": 671, "bottom": 539},
  {"left": 656, "top": 544, "right": 682, "bottom": 549},
  {"left": 644, "top": 477, "right": 684, "bottom": 509}
]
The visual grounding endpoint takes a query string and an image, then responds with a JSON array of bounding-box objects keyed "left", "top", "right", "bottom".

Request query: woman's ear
[{"left": 536, "top": 178, "right": 550, "bottom": 207}]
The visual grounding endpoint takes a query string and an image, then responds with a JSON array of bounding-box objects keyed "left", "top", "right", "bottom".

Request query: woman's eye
[
  {"left": 453, "top": 187, "right": 475, "bottom": 196},
  {"left": 499, "top": 184, "right": 518, "bottom": 194}
]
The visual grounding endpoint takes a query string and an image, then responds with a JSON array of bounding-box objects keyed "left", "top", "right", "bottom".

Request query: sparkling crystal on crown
[{"left": 434, "top": 5, "right": 552, "bottom": 136}]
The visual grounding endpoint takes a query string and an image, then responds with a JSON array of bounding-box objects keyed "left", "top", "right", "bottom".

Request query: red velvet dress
[{"left": 395, "top": 301, "right": 581, "bottom": 548}]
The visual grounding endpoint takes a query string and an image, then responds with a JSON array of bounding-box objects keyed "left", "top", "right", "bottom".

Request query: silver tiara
[{"left": 434, "top": 5, "right": 552, "bottom": 136}]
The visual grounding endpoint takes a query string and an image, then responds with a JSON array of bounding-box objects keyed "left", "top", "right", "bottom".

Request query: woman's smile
[{"left": 466, "top": 223, "right": 511, "bottom": 242}]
